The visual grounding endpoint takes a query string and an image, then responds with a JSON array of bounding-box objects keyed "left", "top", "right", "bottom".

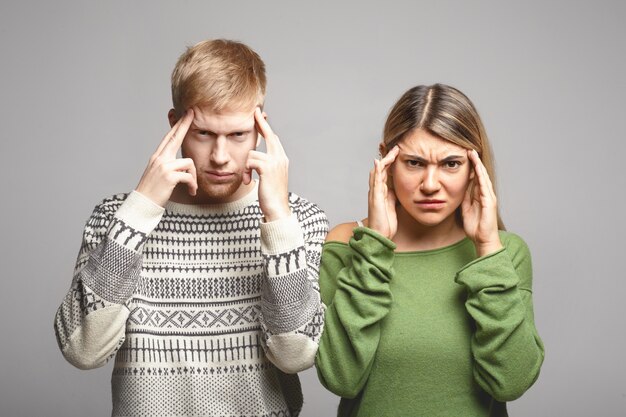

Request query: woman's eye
[
  {"left": 407, "top": 160, "right": 422, "bottom": 167},
  {"left": 445, "top": 161, "right": 461, "bottom": 169}
]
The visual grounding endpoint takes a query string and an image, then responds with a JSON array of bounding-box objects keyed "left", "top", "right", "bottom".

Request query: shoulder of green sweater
[
  {"left": 498, "top": 230, "right": 533, "bottom": 268},
  {"left": 324, "top": 224, "right": 396, "bottom": 250}
]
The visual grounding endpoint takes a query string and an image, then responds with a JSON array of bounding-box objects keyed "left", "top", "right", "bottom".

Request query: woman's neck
[{"left": 392, "top": 206, "right": 466, "bottom": 252}]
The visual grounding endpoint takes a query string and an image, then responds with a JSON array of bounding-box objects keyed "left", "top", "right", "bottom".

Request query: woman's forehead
[{"left": 399, "top": 130, "right": 466, "bottom": 156}]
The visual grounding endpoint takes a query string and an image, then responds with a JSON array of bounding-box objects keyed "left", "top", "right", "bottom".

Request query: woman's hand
[
  {"left": 368, "top": 146, "right": 400, "bottom": 240},
  {"left": 462, "top": 149, "right": 503, "bottom": 257}
]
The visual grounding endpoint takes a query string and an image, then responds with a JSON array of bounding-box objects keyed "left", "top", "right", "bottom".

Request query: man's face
[{"left": 171, "top": 106, "right": 258, "bottom": 204}]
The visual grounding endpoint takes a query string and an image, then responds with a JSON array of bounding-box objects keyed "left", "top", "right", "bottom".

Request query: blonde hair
[
  {"left": 381, "top": 84, "right": 505, "bottom": 229},
  {"left": 171, "top": 39, "right": 266, "bottom": 116}
]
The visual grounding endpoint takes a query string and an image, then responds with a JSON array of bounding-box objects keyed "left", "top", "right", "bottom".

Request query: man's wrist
[{"left": 262, "top": 204, "right": 292, "bottom": 223}]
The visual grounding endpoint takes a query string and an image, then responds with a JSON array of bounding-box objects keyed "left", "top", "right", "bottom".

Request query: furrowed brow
[
  {"left": 440, "top": 155, "right": 465, "bottom": 162},
  {"left": 401, "top": 153, "right": 428, "bottom": 163}
]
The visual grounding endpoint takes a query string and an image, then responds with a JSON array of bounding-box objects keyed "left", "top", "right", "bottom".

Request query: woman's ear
[{"left": 378, "top": 142, "right": 387, "bottom": 158}]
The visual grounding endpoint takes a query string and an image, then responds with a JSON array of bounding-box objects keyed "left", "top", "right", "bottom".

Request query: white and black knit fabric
[{"left": 54, "top": 183, "right": 328, "bottom": 417}]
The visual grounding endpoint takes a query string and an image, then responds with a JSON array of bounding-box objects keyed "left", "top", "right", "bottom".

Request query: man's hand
[
  {"left": 244, "top": 108, "right": 291, "bottom": 222},
  {"left": 135, "top": 109, "right": 198, "bottom": 207}
]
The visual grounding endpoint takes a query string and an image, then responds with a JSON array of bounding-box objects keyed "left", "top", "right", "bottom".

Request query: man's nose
[
  {"left": 210, "top": 136, "right": 230, "bottom": 165},
  {"left": 420, "top": 167, "right": 441, "bottom": 194}
]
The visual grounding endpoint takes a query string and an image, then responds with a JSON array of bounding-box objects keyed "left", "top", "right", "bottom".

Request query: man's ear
[{"left": 168, "top": 108, "right": 177, "bottom": 128}]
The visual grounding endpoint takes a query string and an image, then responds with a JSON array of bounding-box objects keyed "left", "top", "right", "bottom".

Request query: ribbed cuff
[
  {"left": 352, "top": 226, "right": 397, "bottom": 250},
  {"left": 114, "top": 191, "right": 165, "bottom": 235},
  {"left": 260, "top": 213, "right": 304, "bottom": 255},
  {"left": 455, "top": 247, "right": 520, "bottom": 292},
  {"left": 349, "top": 227, "right": 396, "bottom": 282}
]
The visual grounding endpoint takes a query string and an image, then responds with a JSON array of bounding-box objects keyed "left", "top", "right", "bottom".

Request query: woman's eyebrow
[
  {"left": 399, "top": 153, "right": 465, "bottom": 162},
  {"left": 441, "top": 155, "right": 465, "bottom": 162}
]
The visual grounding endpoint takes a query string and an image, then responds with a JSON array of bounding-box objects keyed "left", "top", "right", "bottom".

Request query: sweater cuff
[
  {"left": 115, "top": 191, "right": 165, "bottom": 233},
  {"left": 105, "top": 191, "right": 165, "bottom": 252},
  {"left": 352, "top": 227, "right": 397, "bottom": 250},
  {"left": 259, "top": 213, "right": 304, "bottom": 255},
  {"left": 455, "top": 247, "right": 520, "bottom": 293},
  {"left": 348, "top": 227, "right": 396, "bottom": 283}
]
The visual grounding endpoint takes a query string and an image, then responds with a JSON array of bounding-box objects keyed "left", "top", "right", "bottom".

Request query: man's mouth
[{"left": 205, "top": 170, "right": 235, "bottom": 182}]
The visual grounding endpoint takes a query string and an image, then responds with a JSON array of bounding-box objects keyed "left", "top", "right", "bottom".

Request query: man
[{"left": 54, "top": 39, "right": 328, "bottom": 417}]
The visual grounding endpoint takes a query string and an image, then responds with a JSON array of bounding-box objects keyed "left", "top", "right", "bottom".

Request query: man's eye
[
  {"left": 198, "top": 130, "right": 210, "bottom": 136},
  {"left": 233, "top": 132, "right": 245, "bottom": 137}
]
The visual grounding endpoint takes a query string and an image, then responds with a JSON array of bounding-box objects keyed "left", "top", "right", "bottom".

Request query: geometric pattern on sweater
[
  {"left": 55, "top": 188, "right": 328, "bottom": 417},
  {"left": 116, "top": 333, "right": 266, "bottom": 364},
  {"left": 111, "top": 359, "right": 294, "bottom": 417},
  {"left": 259, "top": 302, "right": 325, "bottom": 346},
  {"left": 54, "top": 280, "right": 111, "bottom": 349},
  {"left": 127, "top": 298, "right": 262, "bottom": 335},
  {"left": 82, "top": 233, "right": 142, "bottom": 304},
  {"left": 261, "top": 269, "right": 319, "bottom": 334},
  {"left": 294, "top": 306, "right": 325, "bottom": 341},
  {"left": 133, "top": 274, "right": 263, "bottom": 300}
]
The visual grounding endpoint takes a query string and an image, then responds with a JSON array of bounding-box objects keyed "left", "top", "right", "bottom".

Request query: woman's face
[{"left": 391, "top": 129, "right": 473, "bottom": 227}]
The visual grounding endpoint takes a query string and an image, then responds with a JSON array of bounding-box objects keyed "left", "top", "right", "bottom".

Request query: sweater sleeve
[
  {"left": 53, "top": 191, "right": 164, "bottom": 370},
  {"left": 455, "top": 232, "right": 545, "bottom": 401},
  {"left": 315, "top": 227, "right": 396, "bottom": 399},
  {"left": 257, "top": 195, "right": 329, "bottom": 374}
]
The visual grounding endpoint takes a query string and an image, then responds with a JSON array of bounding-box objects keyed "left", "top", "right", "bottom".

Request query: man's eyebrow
[{"left": 190, "top": 123, "right": 255, "bottom": 134}]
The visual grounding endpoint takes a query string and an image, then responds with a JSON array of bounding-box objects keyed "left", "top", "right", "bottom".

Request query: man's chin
[{"left": 196, "top": 179, "right": 246, "bottom": 203}]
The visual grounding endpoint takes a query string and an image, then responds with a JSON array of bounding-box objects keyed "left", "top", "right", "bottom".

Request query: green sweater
[{"left": 315, "top": 227, "right": 544, "bottom": 417}]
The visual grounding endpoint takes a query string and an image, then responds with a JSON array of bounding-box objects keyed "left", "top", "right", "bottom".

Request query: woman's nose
[{"left": 420, "top": 167, "right": 441, "bottom": 194}]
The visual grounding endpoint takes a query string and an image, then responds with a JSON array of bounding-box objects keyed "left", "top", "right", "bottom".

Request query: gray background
[{"left": 1, "top": 0, "right": 625, "bottom": 416}]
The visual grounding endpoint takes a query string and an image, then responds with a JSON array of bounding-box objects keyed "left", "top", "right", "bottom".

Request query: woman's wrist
[{"left": 474, "top": 239, "right": 503, "bottom": 258}]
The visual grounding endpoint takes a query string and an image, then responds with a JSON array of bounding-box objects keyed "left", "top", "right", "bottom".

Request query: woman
[{"left": 315, "top": 84, "right": 544, "bottom": 416}]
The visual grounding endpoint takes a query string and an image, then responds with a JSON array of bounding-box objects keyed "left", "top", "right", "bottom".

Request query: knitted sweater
[
  {"left": 54, "top": 183, "right": 328, "bottom": 417},
  {"left": 315, "top": 227, "right": 544, "bottom": 417}
]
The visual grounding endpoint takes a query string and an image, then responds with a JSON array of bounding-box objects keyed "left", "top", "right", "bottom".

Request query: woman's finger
[
  {"left": 380, "top": 145, "right": 399, "bottom": 169},
  {"left": 469, "top": 150, "right": 490, "bottom": 200}
]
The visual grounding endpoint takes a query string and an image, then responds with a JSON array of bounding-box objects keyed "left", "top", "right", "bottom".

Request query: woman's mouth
[{"left": 415, "top": 199, "right": 446, "bottom": 209}]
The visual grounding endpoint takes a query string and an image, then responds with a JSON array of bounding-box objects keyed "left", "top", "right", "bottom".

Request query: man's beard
[{"left": 195, "top": 172, "right": 244, "bottom": 203}]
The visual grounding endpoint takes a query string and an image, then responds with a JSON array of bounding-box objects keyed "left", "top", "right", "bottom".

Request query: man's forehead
[{"left": 192, "top": 106, "right": 256, "bottom": 131}]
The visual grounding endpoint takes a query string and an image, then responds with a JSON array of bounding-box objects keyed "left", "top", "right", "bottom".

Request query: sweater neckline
[
  {"left": 394, "top": 236, "right": 472, "bottom": 257},
  {"left": 164, "top": 181, "right": 259, "bottom": 216}
]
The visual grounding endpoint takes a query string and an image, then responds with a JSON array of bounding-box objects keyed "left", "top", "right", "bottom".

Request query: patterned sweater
[{"left": 54, "top": 183, "right": 328, "bottom": 417}]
